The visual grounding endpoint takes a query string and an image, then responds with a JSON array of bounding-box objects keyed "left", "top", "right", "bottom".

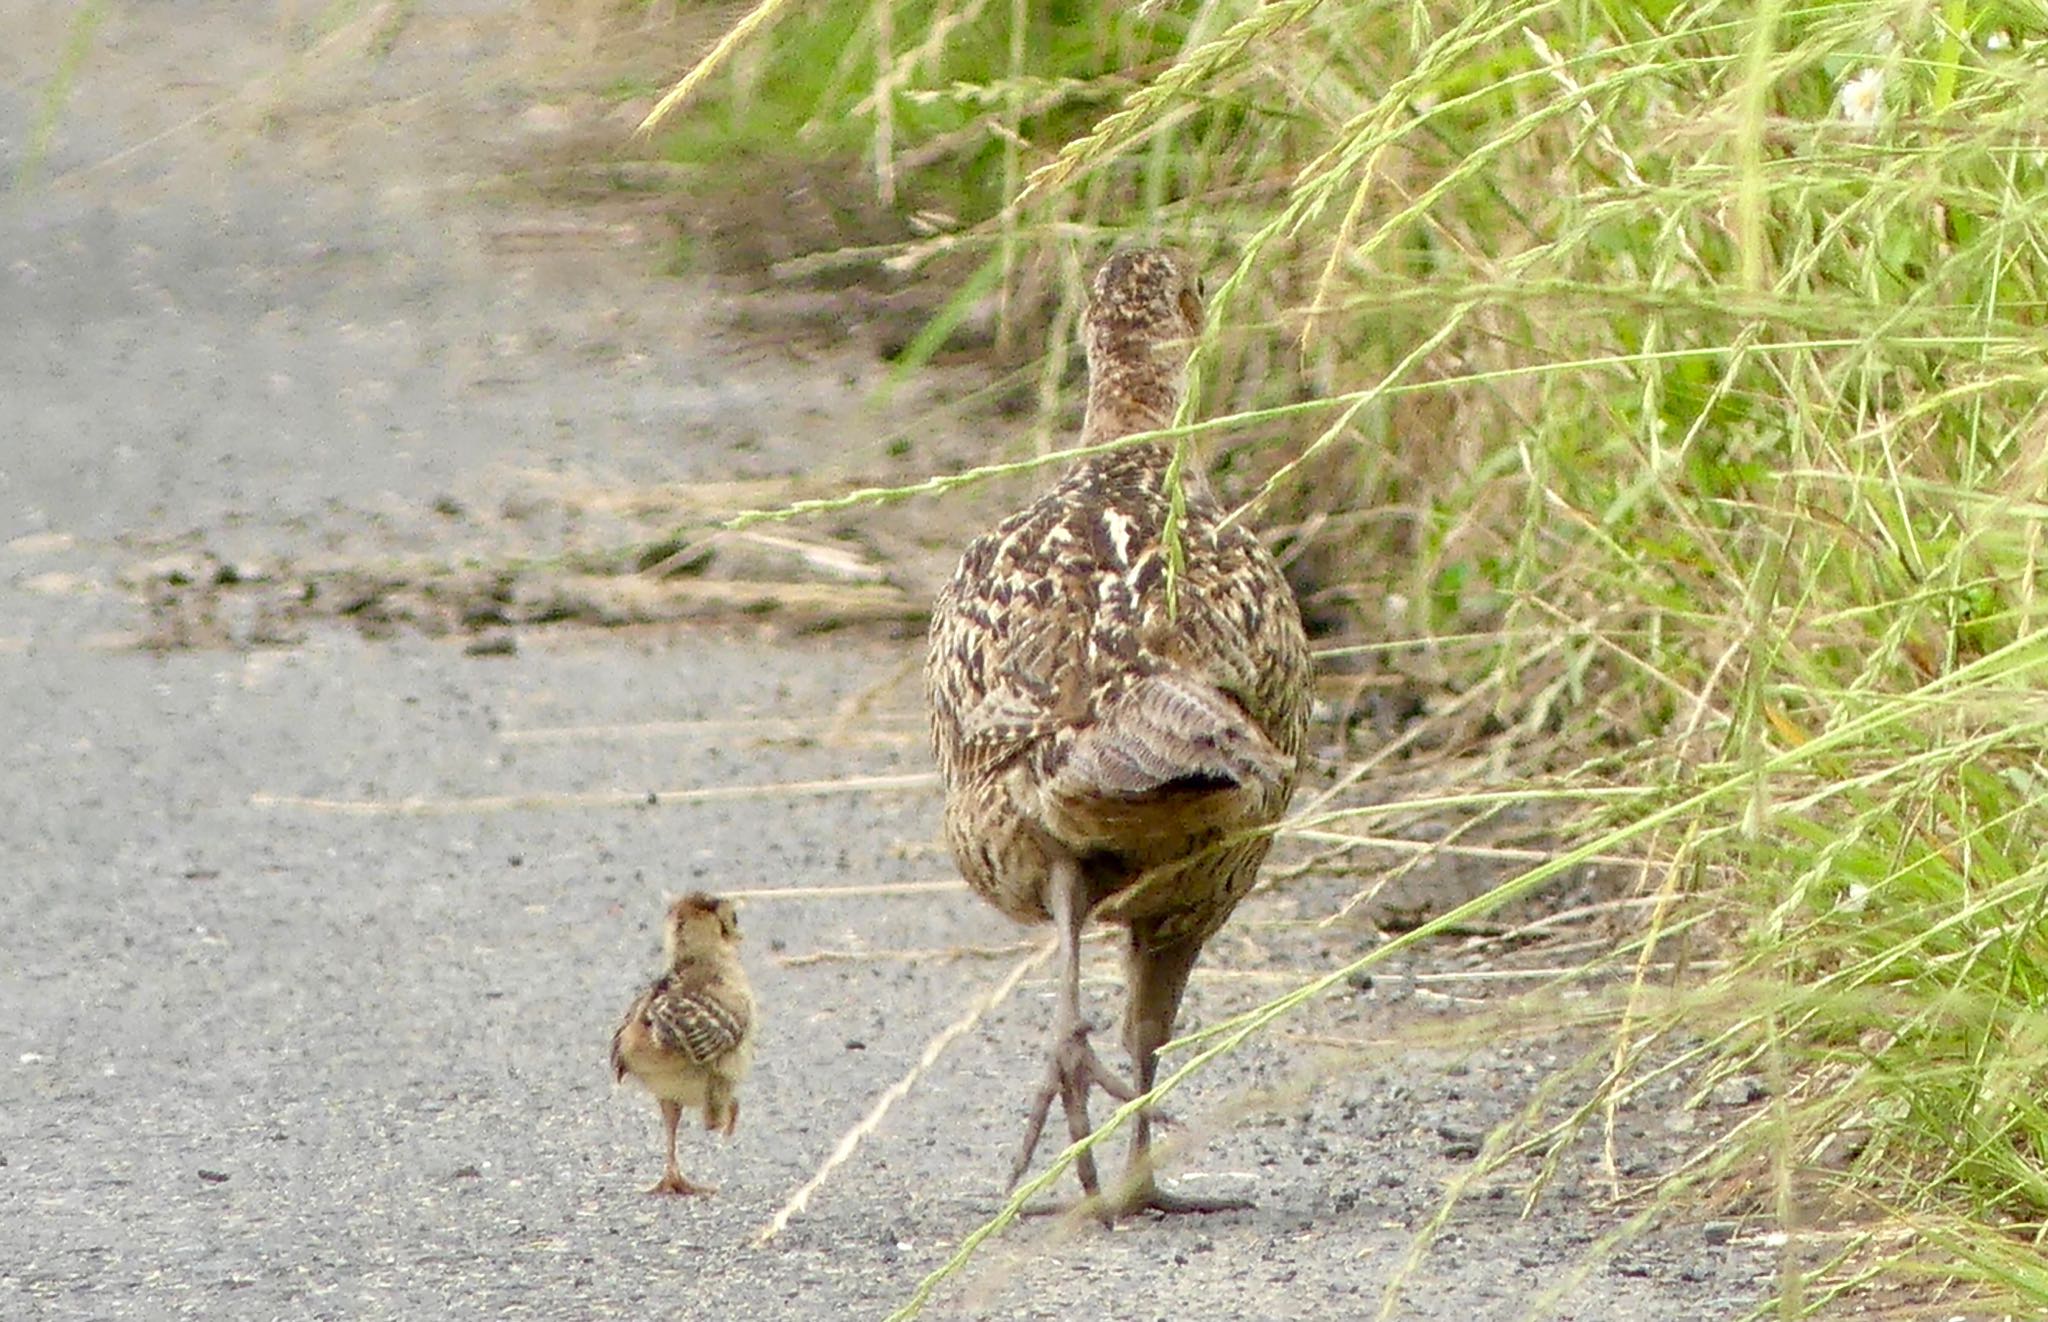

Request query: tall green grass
[{"left": 645, "top": 0, "right": 2048, "bottom": 1313}]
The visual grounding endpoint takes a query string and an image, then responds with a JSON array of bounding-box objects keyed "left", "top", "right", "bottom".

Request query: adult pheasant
[{"left": 926, "top": 248, "right": 1312, "bottom": 1216}]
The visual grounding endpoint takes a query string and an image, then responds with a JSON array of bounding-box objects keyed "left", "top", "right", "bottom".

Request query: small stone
[
  {"left": 197, "top": 1169, "right": 229, "bottom": 1184},
  {"left": 521, "top": 103, "right": 576, "bottom": 135},
  {"left": 6, "top": 532, "right": 73, "bottom": 555},
  {"left": 321, "top": 572, "right": 393, "bottom": 617},
  {"left": 23, "top": 571, "right": 99, "bottom": 596},
  {"left": 140, "top": 553, "right": 210, "bottom": 586},
  {"left": 1712, "top": 1075, "right": 1766, "bottom": 1107}
]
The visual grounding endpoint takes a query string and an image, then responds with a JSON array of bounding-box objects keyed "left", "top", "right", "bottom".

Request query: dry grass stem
[
  {"left": 497, "top": 713, "right": 921, "bottom": 745},
  {"left": 505, "top": 471, "right": 803, "bottom": 519},
  {"left": 721, "top": 880, "right": 969, "bottom": 902},
  {"left": 1186, "top": 963, "right": 1722, "bottom": 988},
  {"left": 250, "top": 771, "right": 938, "bottom": 816},
  {"left": 826, "top": 654, "right": 926, "bottom": 743},
  {"left": 563, "top": 575, "right": 921, "bottom": 620},
  {"left": 754, "top": 938, "right": 1055, "bottom": 1245},
  {"left": 1284, "top": 828, "right": 1645, "bottom": 870},
  {"left": 637, "top": 0, "right": 808, "bottom": 136},
  {"left": 778, "top": 939, "right": 1039, "bottom": 967},
  {"left": 53, "top": 0, "right": 408, "bottom": 184}
]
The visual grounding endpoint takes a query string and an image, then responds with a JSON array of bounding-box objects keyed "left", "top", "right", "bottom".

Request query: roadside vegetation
[{"left": 636, "top": 1, "right": 2048, "bottom": 1315}]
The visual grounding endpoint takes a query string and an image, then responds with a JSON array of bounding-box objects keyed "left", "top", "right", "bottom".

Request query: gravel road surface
[{"left": 2, "top": 4, "right": 1773, "bottom": 1317}]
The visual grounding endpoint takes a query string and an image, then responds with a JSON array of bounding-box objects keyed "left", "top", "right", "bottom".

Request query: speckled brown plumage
[
  {"left": 610, "top": 892, "right": 755, "bottom": 1196},
  {"left": 926, "top": 248, "right": 1312, "bottom": 1216}
]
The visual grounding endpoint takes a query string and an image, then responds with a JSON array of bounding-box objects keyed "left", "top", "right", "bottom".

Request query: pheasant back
[{"left": 926, "top": 442, "right": 1311, "bottom": 948}]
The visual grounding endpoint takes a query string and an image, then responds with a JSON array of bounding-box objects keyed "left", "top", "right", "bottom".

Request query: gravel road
[{"left": 2, "top": 4, "right": 1773, "bottom": 1317}]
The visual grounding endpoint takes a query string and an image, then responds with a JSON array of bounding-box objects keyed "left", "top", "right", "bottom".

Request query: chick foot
[{"left": 646, "top": 1171, "right": 717, "bottom": 1197}]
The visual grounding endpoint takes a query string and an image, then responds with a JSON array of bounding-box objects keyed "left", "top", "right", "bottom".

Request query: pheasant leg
[
  {"left": 1009, "top": 856, "right": 1138, "bottom": 1206},
  {"left": 1109, "top": 928, "right": 1251, "bottom": 1216},
  {"left": 647, "top": 1099, "right": 716, "bottom": 1196}
]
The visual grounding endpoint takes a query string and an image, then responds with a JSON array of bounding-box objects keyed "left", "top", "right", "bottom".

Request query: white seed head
[{"left": 1837, "top": 67, "right": 1886, "bottom": 128}]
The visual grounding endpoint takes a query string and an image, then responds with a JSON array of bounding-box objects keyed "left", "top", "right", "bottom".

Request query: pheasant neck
[{"left": 1078, "top": 348, "right": 1184, "bottom": 452}]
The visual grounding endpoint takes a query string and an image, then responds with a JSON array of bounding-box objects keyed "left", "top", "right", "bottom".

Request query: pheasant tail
[{"left": 1036, "top": 671, "right": 1291, "bottom": 846}]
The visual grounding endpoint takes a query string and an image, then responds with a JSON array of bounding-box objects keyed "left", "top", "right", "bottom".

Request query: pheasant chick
[{"left": 610, "top": 892, "right": 755, "bottom": 1196}]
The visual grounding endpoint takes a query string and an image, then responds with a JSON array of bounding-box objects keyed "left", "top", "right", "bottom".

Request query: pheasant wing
[
  {"left": 646, "top": 978, "right": 749, "bottom": 1064},
  {"left": 928, "top": 511, "right": 1098, "bottom": 765}
]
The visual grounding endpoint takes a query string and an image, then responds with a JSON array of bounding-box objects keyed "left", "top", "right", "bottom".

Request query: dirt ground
[{"left": 1, "top": 3, "right": 1778, "bottom": 1318}]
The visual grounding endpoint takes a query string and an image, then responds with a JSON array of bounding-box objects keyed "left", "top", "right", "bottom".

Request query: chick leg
[
  {"left": 1112, "top": 926, "right": 1251, "bottom": 1216},
  {"left": 647, "top": 1099, "right": 716, "bottom": 1196},
  {"left": 1009, "top": 853, "right": 1138, "bottom": 1203},
  {"left": 705, "top": 1080, "right": 741, "bottom": 1137}
]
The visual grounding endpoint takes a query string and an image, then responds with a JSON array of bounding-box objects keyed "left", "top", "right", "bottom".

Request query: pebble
[
  {"left": 520, "top": 104, "right": 576, "bottom": 135},
  {"left": 1711, "top": 1075, "right": 1767, "bottom": 1107}
]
